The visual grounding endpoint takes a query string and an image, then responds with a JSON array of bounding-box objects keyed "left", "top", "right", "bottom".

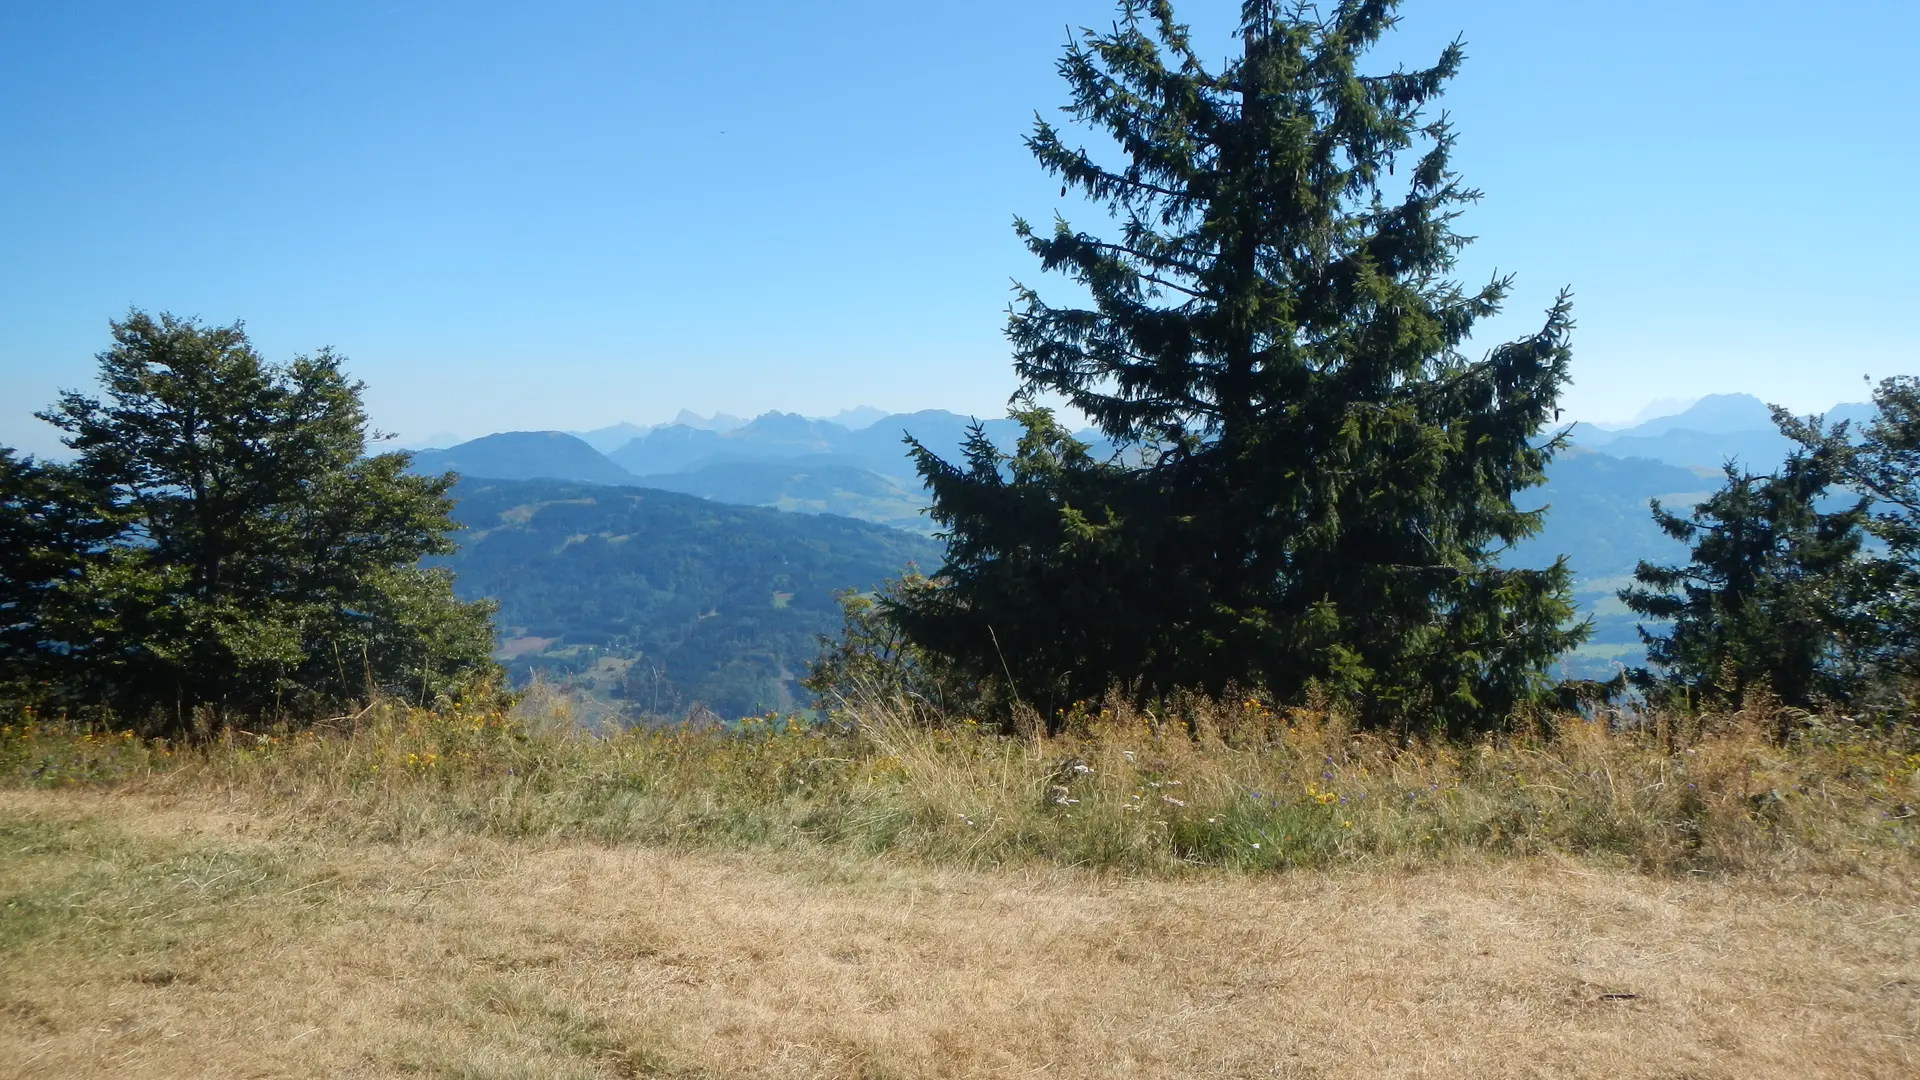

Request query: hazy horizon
[
  {"left": 395, "top": 387, "right": 1871, "bottom": 456},
  {"left": 4, "top": 387, "right": 1880, "bottom": 460}
]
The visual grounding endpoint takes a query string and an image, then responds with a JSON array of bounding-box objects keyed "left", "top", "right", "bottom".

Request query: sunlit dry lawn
[{"left": 3, "top": 787, "right": 1916, "bottom": 1080}]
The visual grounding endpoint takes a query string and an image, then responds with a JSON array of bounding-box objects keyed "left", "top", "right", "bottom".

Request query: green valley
[{"left": 436, "top": 478, "right": 940, "bottom": 722}]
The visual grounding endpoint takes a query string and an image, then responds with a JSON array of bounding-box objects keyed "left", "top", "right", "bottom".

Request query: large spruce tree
[{"left": 892, "top": 0, "right": 1584, "bottom": 735}]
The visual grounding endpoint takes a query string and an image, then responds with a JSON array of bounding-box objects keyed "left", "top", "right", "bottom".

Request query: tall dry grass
[
  {"left": 5, "top": 687, "right": 1915, "bottom": 877},
  {"left": 5, "top": 691, "right": 1919, "bottom": 1077}
]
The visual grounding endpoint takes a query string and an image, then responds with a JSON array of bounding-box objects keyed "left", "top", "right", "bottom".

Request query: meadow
[{"left": 3, "top": 691, "right": 1917, "bottom": 1077}]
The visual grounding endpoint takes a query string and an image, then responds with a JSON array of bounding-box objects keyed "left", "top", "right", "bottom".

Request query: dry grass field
[{"left": 3, "top": 695, "right": 1918, "bottom": 1077}]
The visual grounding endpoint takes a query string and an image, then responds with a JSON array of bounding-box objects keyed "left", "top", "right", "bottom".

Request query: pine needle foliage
[
  {"left": 1777, "top": 376, "right": 1920, "bottom": 688},
  {"left": 1620, "top": 458, "right": 1871, "bottom": 711},
  {"left": 894, "top": 0, "right": 1585, "bottom": 736}
]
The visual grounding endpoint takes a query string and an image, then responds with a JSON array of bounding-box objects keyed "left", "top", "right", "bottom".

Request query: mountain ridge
[
  {"left": 410, "top": 431, "right": 635, "bottom": 485},
  {"left": 1566, "top": 394, "right": 1873, "bottom": 471}
]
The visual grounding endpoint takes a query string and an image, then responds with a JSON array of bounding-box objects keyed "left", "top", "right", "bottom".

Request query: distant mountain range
[
  {"left": 407, "top": 409, "right": 1072, "bottom": 532},
  {"left": 1566, "top": 393, "right": 1874, "bottom": 471},
  {"left": 410, "top": 393, "right": 1873, "bottom": 688},
  {"left": 410, "top": 407, "right": 903, "bottom": 456},
  {"left": 409, "top": 394, "right": 1870, "bottom": 542},
  {"left": 606, "top": 409, "right": 1053, "bottom": 480}
]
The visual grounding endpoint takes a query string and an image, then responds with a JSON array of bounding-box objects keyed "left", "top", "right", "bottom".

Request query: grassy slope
[
  {"left": 3, "top": 698, "right": 1918, "bottom": 1077},
  {"left": 2, "top": 792, "right": 1915, "bottom": 1079}
]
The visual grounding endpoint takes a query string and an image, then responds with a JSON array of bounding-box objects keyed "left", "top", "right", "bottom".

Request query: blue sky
[{"left": 3, "top": 0, "right": 1915, "bottom": 455}]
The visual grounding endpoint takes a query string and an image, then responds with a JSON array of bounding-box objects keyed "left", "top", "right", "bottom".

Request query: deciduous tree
[{"left": 25, "top": 311, "right": 496, "bottom": 730}]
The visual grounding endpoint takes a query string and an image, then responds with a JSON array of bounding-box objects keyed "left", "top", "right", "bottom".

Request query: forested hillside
[
  {"left": 1512, "top": 451, "right": 1711, "bottom": 676},
  {"left": 1514, "top": 451, "right": 1709, "bottom": 579},
  {"left": 633, "top": 457, "right": 929, "bottom": 531},
  {"left": 436, "top": 478, "right": 939, "bottom": 720}
]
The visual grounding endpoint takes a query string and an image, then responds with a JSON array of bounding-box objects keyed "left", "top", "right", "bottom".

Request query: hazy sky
[{"left": 3, "top": 0, "right": 1915, "bottom": 455}]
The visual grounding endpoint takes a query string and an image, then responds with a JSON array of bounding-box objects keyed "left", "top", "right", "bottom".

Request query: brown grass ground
[{"left": 2, "top": 787, "right": 1915, "bottom": 1079}]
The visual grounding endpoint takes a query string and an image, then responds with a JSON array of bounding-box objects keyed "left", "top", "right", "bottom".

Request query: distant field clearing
[{"left": 493, "top": 635, "right": 558, "bottom": 659}]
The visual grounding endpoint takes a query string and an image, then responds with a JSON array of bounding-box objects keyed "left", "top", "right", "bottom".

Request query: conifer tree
[
  {"left": 1619, "top": 458, "right": 1870, "bottom": 710},
  {"left": 1775, "top": 377, "right": 1920, "bottom": 686},
  {"left": 892, "top": 0, "right": 1585, "bottom": 734}
]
